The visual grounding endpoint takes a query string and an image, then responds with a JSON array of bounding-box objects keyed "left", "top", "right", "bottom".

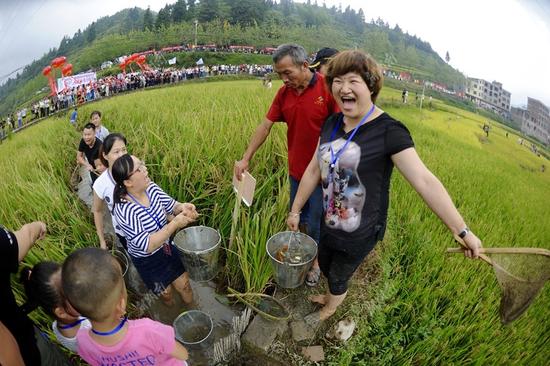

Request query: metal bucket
[
  {"left": 112, "top": 249, "right": 148, "bottom": 295},
  {"left": 111, "top": 249, "right": 129, "bottom": 277},
  {"left": 173, "top": 310, "right": 213, "bottom": 350},
  {"left": 266, "top": 231, "right": 317, "bottom": 288},
  {"left": 173, "top": 226, "right": 221, "bottom": 282}
]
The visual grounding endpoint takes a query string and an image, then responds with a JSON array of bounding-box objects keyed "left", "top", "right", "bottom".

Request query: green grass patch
[{"left": 1, "top": 80, "right": 548, "bottom": 364}]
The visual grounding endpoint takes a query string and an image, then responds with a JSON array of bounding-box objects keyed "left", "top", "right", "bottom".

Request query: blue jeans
[{"left": 289, "top": 176, "right": 322, "bottom": 244}]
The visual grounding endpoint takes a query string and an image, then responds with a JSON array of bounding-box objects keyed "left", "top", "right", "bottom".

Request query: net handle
[
  {"left": 226, "top": 288, "right": 290, "bottom": 322},
  {"left": 452, "top": 234, "right": 493, "bottom": 266},
  {"left": 447, "top": 247, "right": 550, "bottom": 256}
]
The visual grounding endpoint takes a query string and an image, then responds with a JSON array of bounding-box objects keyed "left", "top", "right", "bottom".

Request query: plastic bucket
[
  {"left": 173, "top": 310, "right": 213, "bottom": 350},
  {"left": 173, "top": 226, "right": 221, "bottom": 282},
  {"left": 266, "top": 231, "right": 317, "bottom": 288}
]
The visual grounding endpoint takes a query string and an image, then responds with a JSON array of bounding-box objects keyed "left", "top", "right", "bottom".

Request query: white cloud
[
  {"left": 316, "top": 0, "right": 550, "bottom": 106},
  {"left": 0, "top": 0, "right": 166, "bottom": 82}
]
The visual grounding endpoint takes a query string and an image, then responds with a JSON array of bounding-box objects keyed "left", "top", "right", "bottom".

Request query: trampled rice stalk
[
  {"left": 213, "top": 307, "right": 252, "bottom": 364},
  {"left": 2, "top": 81, "right": 548, "bottom": 365}
]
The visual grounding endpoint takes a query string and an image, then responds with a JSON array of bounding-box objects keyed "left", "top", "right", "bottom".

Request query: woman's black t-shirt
[
  {"left": 318, "top": 112, "right": 414, "bottom": 240},
  {"left": 0, "top": 226, "right": 41, "bottom": 365}
]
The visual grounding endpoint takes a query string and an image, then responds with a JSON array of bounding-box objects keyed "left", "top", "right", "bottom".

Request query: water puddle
[
  {"left": 178, "top": 324, "right": 211, "bottom": 343},
  {"left": 145, "top": 280, "right": 239, "bottom": 365},
  {"left": 75, "top": 169, "right": 258, "bottom": 364}
]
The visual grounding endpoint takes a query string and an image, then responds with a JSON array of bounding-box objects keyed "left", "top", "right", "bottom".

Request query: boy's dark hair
[
  {"left": 90, "top": 110, "right": 101, "bottom": 119},
  {"left": 20, "top": 262, "right": 62, "bottom": 316},
  {"left": 62, "top": 248, "right": 122, "bottom": 321},
  {"left": 83, "top": 122, "right": 96, "bottom": 131}
]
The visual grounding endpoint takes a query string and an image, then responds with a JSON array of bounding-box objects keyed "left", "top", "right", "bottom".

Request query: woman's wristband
[
  {"left": 288, "top": 211, "right": 301, "bottom": 218},
  {"left": 458, "top": 227, "right": 470, "bottom": 239}
]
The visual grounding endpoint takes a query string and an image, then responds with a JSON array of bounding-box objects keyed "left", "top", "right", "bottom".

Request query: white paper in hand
[{"left": 232, "top": 171, "right": 256, "bottom": 207}]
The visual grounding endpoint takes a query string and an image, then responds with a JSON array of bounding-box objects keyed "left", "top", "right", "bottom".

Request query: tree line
[{"left": 0, "top": 0, "right": 465, "bottom": 115}]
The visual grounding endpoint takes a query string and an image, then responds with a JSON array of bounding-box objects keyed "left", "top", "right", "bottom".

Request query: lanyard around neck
[
  {"left": 91, "top": 316, "right": 127, "bottom": 336},
  {"left": 329, "top": 104, "right": 376, "bottom": 168},
  {"left": 58, "top": 317, "right": 87, "bottom": 330},
  {"left": 127, "top": 190, "right": 163, "bottom": 230}
]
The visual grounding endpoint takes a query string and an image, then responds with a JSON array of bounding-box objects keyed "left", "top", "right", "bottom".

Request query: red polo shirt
[{"left": 266, "top": 72, "right": 338, "bottom": 180}]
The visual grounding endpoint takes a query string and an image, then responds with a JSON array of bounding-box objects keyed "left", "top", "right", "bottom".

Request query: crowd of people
[
  {"left": 2, "top": 105, "right": 199, "bottom": 364},
  {"left": 1, "top": 44, "right": 482, "bottom": 365},
  {"left": 0, "top": 62, "right": 273, "bottom": 141}
]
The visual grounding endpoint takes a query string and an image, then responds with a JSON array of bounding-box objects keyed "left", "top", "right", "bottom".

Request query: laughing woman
[
  {"left": 287, "top": 50, "right": 482, "bottom": 323},
  {"left": 112, "top": 154, "right": 198, "bottom": 306}
]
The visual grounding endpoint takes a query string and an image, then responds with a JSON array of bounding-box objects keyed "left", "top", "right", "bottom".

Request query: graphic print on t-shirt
[{"left": 319, "top": 138, "right": 365, "bottom": 232}]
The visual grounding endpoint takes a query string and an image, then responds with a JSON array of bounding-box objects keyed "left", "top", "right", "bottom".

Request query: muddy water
[
  {"left": 76, "top": 172, "right": 242, "bottom": 364},
  {"left": 146, "top": 280, "right": 239, "bottom": 366},
  {"left": 178, "top": 324, "right": 211, "bottom": 343}
]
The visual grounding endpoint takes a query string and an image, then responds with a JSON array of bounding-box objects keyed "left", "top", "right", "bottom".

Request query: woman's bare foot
[
  {"left": 319, "top": 305, "right": 336, "bottom": 321},
  {"left": 162, "top": 297, "right": 175, "bottom": 307},
  {"left": 305, "top": 266, "right": 321, "bottom": 287},
  {"left": 308, "top": 294, "right": 327, "bottom": 305}
]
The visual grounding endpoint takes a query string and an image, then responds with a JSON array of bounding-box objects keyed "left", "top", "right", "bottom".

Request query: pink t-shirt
[{"left": 77, "top": 318, "right": 187, "bottom": 366}]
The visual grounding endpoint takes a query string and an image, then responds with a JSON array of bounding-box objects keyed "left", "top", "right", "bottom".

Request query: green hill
[{"left": 0, "top": 0, "right": 465, "bottom": 115}]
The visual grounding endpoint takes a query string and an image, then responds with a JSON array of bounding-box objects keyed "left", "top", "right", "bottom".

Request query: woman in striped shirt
[{"left": 112, "top": 154, "right": 198, "bottom": 306}]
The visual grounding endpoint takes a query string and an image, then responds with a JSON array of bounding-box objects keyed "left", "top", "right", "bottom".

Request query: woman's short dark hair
[
  {"left": 325, "top": 50, "right": 384, "bottom": 103},
  {"left": 99, "top": 133, "right": 127, "bottom": 167},
  {"left": 111, "top": 154, "right": 134, "bottom": 207}
]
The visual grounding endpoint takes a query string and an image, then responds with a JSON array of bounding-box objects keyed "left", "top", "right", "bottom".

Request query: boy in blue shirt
[{"left": 70, "top": 108, "right": 77, "bottom": 126}]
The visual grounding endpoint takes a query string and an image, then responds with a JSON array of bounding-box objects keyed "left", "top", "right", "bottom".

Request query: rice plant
[{"left": 1, "top": 80, "right": 548, "bottom": 364}]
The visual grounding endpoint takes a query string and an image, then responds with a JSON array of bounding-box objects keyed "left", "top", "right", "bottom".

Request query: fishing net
[
  {"left": 489, "top": 251, "right": 550, "bottom": 324},
  {"left": 227, "top": 290, "right": 290, "bottom": 321},
  {"left": 448, "top": 247, "right": 550, "bottom": 324}
]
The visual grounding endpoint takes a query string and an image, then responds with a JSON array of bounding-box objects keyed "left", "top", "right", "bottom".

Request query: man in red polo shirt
[{"left": 234, "top": 44, "right": 338, "bottom": 286}]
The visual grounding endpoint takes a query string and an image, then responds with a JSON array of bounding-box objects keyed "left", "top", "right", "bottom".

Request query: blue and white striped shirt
[{"left": 114, "top": 182, "right": 176, "bottom": 257}]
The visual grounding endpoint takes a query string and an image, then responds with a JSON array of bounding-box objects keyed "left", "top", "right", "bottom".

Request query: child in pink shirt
[
  {"left": 62, "top": 248, "right": 189, "bottom": 366},
  {"left": 77, "top": 318, "right": 186, "bottom": 366}
]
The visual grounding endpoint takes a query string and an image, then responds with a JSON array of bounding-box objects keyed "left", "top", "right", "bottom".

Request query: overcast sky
[{"left": 1, "top": 0, "right": 549, "bottom": 107}]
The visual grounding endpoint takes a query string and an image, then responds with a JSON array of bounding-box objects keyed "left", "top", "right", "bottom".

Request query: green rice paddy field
[{"left": 1, "top": 80, "right": 548, "bottom": 364}]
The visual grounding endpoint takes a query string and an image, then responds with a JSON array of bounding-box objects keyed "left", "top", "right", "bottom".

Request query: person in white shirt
[
  {"left": 90, "top": 110, "right": 110, "bottom": 141},
  {"left": 21, "top": 261, "right": 91, "bottom": 353},
  {"left": 92, "top": 133, "right": 128, "bottom": 250}
]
